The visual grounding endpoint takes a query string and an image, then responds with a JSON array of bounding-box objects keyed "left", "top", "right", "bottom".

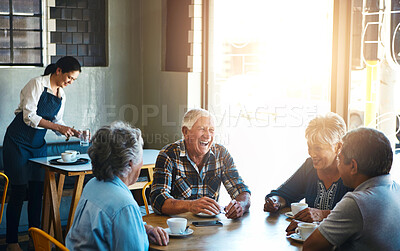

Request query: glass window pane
[
  {"left": 13, "top": 48, "right": 41, "bottom": 63},
  {"left": 0, "top": 0, "right": 9, "bottom": 13},
  {"left": 13, "top": 31, "right": 40, "bottom": 48},
  {"left": 12, "top": 0, "right": 40, "bottom": 15},
  {"left": 0, "top": 29, "right": 10, "bottom": 48},
  {"left": 13, "top": 16, "right": 40, "bottom": 30},
  {"left": 0, "top": 48, "right": 10, "bottom": 63},
  {"left": 0, "top": 16, "right": 10, "bottom": 29}
]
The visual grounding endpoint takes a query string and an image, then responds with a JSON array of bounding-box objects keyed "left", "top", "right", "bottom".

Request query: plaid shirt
[{"left": 150, "top": 139, "right": 250, "bottom": 214}]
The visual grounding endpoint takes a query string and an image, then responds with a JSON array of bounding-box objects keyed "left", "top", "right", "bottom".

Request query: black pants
[{"left": 6, "top": 181, "right": 43, "bottom": 243}]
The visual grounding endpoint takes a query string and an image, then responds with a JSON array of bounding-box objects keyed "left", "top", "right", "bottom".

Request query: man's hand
[
  {"left": 264, "top": 197, "right": 280, "bottom": 213},
  {"left": 225, "top": 199, "right": 245, "bottom": 219},
  {"left": 294, "top": 208, "right": 330, "bottom": 222},
  {"left": 145, "top": 225, "right": 169, "bottom": 246},
  {"left": 189, "top": 197, "right": 221, "bottom": 215}
]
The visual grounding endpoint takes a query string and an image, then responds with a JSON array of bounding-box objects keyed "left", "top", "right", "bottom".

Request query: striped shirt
[{"left": 150, "top": 139, "right": 250, "bottom": 214}]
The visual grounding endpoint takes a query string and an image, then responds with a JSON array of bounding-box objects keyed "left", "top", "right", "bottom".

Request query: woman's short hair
[
  {"left": 305, "top": 112, "right": 347, "bottom": 146},
  {"left": 181, "top": 108, "right": 215, "bottom": 130},
  {"left": 88, "top": 121, "right": 143, "bottom": 181},
  {"left": 341, "top": 128, "right": 392, "bottom": 177}
]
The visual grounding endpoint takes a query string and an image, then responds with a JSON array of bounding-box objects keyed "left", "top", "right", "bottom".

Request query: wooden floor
[{"left": 0, "top": 233, "right": 31, "bottom": 251}]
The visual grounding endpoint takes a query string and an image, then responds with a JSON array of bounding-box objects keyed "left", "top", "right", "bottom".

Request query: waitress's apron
[{"left": 3, "top": 87, "right": 62, "bottom": 185}]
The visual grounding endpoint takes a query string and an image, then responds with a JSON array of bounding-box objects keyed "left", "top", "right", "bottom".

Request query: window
[
  {"left": 50, "top": 0, "right": 106, "bottom": 66},
  {"left": 0, "top": 0, "right": 43, "bottom": 66}
]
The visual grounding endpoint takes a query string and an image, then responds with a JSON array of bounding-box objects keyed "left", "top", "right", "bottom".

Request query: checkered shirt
[{"left": 150, "top": 139, "right": 250, "bottom": 214}]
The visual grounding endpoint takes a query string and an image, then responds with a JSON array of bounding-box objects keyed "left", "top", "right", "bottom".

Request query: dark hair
[
  {"left": 42, "top": 56, "right": 81, "bottom": 76},
  {"left": 43, "top": 64, "right": 57, "bottom": 76},
  {"left": 88, "top": 121, "right": 144, "bottom": 181},
  {"left": 341, "top": 127, "right": 393, "bottom": 177}
]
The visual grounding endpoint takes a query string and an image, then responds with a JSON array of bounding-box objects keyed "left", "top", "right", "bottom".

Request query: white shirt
[{"left": 15, "top": 74, "right": 66, "bottom": 129}]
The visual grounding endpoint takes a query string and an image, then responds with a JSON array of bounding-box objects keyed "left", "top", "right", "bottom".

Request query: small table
[
  {"left": 143, "top": 207, "right": 302, "bottom": 250},
  {"left": 30, "top": 149, "right": 160, "bottom": 243},
  {"left": 30, "top": 154, "right": 92, "bottom": 243}
]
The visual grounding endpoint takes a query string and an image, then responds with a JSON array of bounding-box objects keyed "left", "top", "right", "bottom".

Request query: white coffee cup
[
  {"left": 295, "top": 222, "right": 318, "bottom": 240},
  {"left": 65, "top": 150, "right": 80, "bottom": 160},
  {"left": 291, "top": 202, "right": 308, "bottom": 215},
  {"left": 61, "top": 152, "right": 73, "bottom": 162},
  {"left": 166, "top": 218, "right": 187, "bottom": 234}
]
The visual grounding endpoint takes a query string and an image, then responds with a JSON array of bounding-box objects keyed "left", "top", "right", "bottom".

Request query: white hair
[
  {"left": 305, "top": 112, "right": 347, "bottom": 146},
  {"left": 181, "top": 108, "right": 216, "bottom": 130}
]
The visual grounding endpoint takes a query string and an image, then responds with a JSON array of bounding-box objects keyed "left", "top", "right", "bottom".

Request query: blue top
[
  {"left": 66, "top": 176, "right": 149, "bottom": 251},
  {"left": 319, "top": 174, "right": 400, "bottom": 250},
  {"left": 3, "top": 87, "right": 62, "bottom": 185},
  {"left": 266, "top": 158, "right": 352, "bottom": 210}
]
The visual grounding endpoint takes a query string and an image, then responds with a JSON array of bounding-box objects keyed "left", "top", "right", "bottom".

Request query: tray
[{"left": 49, "top": 158, "right": 90, "bottom": 165}]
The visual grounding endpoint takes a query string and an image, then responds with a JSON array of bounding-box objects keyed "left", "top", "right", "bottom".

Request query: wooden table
[
  {"left": 143, "top": 207, "right": 302, "bottom": 250},
  {"left": 30, "top": 154, "right": 92, "bottom": 243},
  {"left": 29, "top": 149, "right": 160, "bottom": 243}
]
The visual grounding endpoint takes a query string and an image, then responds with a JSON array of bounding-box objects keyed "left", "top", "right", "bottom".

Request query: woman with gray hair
[
  {"left": 66, "top": 121, "right": 168, "bottom": 250},
  {"left": 264, "top": 113, "right": 352, "bottom": 223}
]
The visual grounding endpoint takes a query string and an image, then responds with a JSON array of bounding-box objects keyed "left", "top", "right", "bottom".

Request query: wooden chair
[
  {"left": 141, "top": 181, "right": 152, "bottom": 215},
  {"left": 29, "top": 227, "right": 68, "bottom": 251},
  {"left": 0, "top": 172, "right": 9, "bottom": 224}
]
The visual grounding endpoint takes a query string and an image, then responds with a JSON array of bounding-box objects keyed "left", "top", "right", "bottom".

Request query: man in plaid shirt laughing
[{"left": 150, "top": 108, "right": 251, "bottom": 219}]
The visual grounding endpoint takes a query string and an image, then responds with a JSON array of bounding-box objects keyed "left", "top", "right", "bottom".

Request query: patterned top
[
  {"left": 150, "top": 139, "right": 251, "bottom": 214},
  {"left": 266, "top": 158, "right": 352, "bottom": 210}
]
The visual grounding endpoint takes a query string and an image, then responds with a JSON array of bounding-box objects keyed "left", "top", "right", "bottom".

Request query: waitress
[{"left": 3, "top": 56, "right": 81, "bottom": 251}]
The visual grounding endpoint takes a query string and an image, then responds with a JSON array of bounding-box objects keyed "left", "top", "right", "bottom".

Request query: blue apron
[{"left": 3, "top": 87, "right": 62, "bottom": 185}]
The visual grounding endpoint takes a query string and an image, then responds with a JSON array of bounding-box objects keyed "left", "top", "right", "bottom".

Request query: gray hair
[
  {"left": 181, "top": 108, "right": 216, "bottom": 131},
  {"left": 88, "top": 121, "right": 144, "bottom": 181},
  {"left": 342, "top": 128, "right": 392, "bottom": 177},
  {"left": 305, "top": 112, "right": 346, "bottom": 146}
]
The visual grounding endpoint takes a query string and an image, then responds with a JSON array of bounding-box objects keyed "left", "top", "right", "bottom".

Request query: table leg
[
  {"left": 48, "top": 171, "right": 64, "bottom": 243},
  {"left": 41, "top": 169, "right": 51, "bottom": 233},
  {"left": 66, "top": 174, "right": 85, "bottom": 234}
]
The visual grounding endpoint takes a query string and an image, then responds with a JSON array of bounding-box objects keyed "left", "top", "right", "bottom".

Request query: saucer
[
  {"left": 165, "top": 228, "right": 194, "bottom": 237},
  {"left": 195, "top": 212, "right": 219, "bottom": 218},
  {"left": 57, "top": 158, "right": 77, "bottom": 163},
  {"left": 284, "top": 212, "right": 295, "bottom": 219},
  {"left": 288, "top": 233, "right": 304, "bottom": 242}
]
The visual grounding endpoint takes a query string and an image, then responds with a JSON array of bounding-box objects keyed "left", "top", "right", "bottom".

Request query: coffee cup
[
  {"left": 65, "top": 150, "right": 80, "bottom": 160},
  {"left": 295, "top": 222, "right": 318, "bottom": 240},
  {"left": 291, "top": 202, "right": 308, "bottom": 215},
  {"left": 166, "top": 218, "right": 187, "bottom": 234},
  {"left": 61, "top": 152, "right": 73, "bottom": 162}
]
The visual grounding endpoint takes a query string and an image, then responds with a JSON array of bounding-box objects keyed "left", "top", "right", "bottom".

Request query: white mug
[
  {"left": 166, "top": 218, "right": 187, "bottom": 234},
  {"left": 295, "top": 222, "right": 318, "bottom": 240},
  {"left": 61, "top": 152, "right": 73, "bottom": 162},
  {"left": 291, "top": 202, "right": 308, "bottom": 215},
  {"left": 65, "top": 150, "right": 80, "bottom": 160}
]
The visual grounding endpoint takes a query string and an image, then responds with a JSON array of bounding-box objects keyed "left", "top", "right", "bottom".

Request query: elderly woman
[
  {"left": 66, "top": 122, "right": 169, "bottom": 250},
  {"left": 264, "top": 113, "right": 352, "bottom": 222}
]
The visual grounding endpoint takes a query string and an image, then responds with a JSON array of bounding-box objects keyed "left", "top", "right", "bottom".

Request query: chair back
[
  {"left": 0, "top": 172, "right": 9, "bottom": 224},
  {"left": 141, "top": 181, "right": 152, "bottom": 215},
  {"left": 29, "top": 227, "right": 69, "bottom": 251}
]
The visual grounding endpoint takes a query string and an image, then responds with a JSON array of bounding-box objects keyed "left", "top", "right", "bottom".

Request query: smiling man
[
  {"left": 303, "top": 128, "right": 400, "bottom": 251},
  {"left": 150, "top": 108, "right": 251, "bottom": 219}
]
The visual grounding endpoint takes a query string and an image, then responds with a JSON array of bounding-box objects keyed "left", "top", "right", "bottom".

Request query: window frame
[{"left": 0, "top": 0, "right": 44, "bottom": 66}]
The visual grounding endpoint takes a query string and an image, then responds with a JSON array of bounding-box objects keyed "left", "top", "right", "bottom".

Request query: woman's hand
[
  {"left": 264, "top": 197, "right": 280, "bottom": 213},
  {"left": 58, "top": 125, "right": 80, "bottom": 138},
  {"left": 294, "top": 208, "right": 330, "bottom": 222},
  {"left": 145, "top": 225, "right": 169, "bottom": 246}
]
